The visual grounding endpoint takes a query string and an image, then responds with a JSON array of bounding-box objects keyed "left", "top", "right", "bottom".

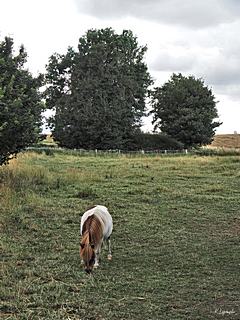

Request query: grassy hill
[
  {"left": 210, "top": 134, "right": 240, "bottom": 149},
  {"left": 1, "top": 152, "right": 240, "bottom": 319}
]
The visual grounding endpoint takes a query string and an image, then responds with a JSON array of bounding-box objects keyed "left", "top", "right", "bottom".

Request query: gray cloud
[
  {"left": 148, "top": 17, "right": 240, "bottom": 99},
  {"left": 205, "top": 71, "right": 240, "bottom": 100},
  {"left": 206, "top": 63, "right": 240, "bottom": 86},
  {"left": 193, "top": 30, "right": 240, "bottom": 98},
  {"left": 214, "top": 84, "right": 240, "bottom": 100},
  {"left": 150, "top": 51, "right": 195, "bottom": 72},
  {"left": 74, "top": 0, "right": 240, "bottom": 28},
  {"left": 149, "top": 43, "right": 240, "bottom": 99}
]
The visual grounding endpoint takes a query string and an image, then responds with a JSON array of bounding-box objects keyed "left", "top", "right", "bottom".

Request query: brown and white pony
[{"left": 80, "top": 205, "right": 113, "bottom": 273}]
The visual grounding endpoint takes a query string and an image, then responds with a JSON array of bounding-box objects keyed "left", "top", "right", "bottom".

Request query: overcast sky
[{"left": 1, "top": 0, "right": 239, "bottom": 133}]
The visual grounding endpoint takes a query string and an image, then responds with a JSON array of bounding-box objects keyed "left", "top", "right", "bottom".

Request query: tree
[
  {"left": 45, "top": 28, "right": 152, "bottom": 149},
  {"left": 151, "top": 73, "right": 222, "bottom": 148},
  {"left": 0, "top": 37, "right": 43, "bottom": 165}
]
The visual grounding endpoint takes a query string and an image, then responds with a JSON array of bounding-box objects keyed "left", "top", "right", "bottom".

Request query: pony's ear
[
  {"left": 91, "top": 244, "right": 95, "bottom": 249},
  {"left": 80, "top": 243, "right": 85, "bottom": 249}
]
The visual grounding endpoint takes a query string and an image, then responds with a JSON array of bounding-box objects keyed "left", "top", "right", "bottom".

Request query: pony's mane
[
  {"left": 82, "top": 214, "right": 103, "bottom": 245},
  {"left": 80, "top": 231, "right": 94, "bottom": 269}
]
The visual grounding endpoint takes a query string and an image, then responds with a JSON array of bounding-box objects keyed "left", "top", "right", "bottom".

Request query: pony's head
[{"left": 80, "top": 233, "right": 95, "bottom": 274}]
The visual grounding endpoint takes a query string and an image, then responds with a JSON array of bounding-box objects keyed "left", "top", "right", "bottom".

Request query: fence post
[
  {"left": 185, "top": 149, "right": 188, "bottom": 154},
  {"left": 165, "top": 150, "right": 167, "bottom": 154}
]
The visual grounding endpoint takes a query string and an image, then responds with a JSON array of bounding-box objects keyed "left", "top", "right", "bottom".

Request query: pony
[{"left": 80, "top": 205, "right": 113, "bottom": 273}]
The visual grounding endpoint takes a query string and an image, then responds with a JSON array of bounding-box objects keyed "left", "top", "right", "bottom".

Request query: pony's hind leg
[{"left": 107, "top": 237, "right": 112, "bottom": 260}]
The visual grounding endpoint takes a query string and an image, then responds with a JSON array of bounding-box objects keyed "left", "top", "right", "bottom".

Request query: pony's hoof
[
  {"left": 93, "top": 263, "right": 99, "bottom": 269},
  {"left": 107, "top": 254, "right": 112, "bottom": 261}
]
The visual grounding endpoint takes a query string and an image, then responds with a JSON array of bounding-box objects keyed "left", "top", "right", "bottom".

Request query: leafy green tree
[
  {"left": 0, "top": 37, "right": 43, "bottom": 165},
  {"left": 45, "top": 28, "right": 152, "bottom": 149},
  {"left": 151, "top": 73, "right": 222, "bottom": 148}
]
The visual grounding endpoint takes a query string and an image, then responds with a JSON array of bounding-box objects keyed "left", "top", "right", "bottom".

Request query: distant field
[
  {"left": 210, "top": 134, "right": 240, "bottom": 149},
  {"left": 1, "top": 152, "right": 240, "bottom": 319},
  {"left": 40, "top": 134, "right": 57, "bottom": 147}
]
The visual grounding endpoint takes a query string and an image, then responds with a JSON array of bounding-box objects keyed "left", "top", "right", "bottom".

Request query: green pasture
[{"left": 1, "top": 152, "right": 240, "bottom": 319}]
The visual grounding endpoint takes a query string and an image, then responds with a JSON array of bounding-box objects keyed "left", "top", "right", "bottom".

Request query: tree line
[{"left": 0, "top": 28, "right": 221, "bottom": 165}]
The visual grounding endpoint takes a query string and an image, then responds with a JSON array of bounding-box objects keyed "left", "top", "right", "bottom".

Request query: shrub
[{"left": 131, "top": 132, "right": 184, "bottom": 150}]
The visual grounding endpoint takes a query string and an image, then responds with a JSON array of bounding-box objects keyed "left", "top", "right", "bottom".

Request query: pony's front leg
[
  {"left": 107, "top": 237, "right": 112, "bottom": 260},
  {"left": 93, "top": 243, "right": 102, "bottom": 268}
]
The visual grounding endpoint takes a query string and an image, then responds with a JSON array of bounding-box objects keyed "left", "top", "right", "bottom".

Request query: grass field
[{"left": 1, "top": 152, "right": 240, "bottom": 319}]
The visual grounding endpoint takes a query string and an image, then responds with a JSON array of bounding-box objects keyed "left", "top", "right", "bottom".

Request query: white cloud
[{"left": 215, "top": 95, "right": 240, "bottom": 134}]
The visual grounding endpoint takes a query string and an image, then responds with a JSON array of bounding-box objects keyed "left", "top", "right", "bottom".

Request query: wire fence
[
  {"left": 25, "top": 146, "right": 240, "bottom": 157},
  {"left": 26, "top": 146, "right": 190, "bottom": 157}
]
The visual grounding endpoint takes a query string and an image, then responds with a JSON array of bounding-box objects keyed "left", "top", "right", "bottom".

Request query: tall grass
[{"left": 1, "top": 160, "right": 48, "bottom": 191}]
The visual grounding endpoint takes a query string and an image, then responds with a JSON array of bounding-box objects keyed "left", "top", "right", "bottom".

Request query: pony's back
[{"left": 80, "top": 205, "right": 113, "bottom": 239}]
